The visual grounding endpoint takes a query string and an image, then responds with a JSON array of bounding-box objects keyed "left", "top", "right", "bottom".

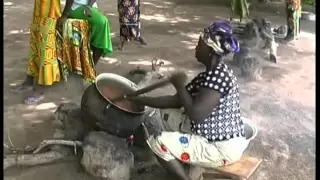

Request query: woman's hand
[
  {"left": 84, "top": 6, "right": 92, "bottom": 17},
  {"left": 170, "top": 71, "right": 188, "bottom": 87}
]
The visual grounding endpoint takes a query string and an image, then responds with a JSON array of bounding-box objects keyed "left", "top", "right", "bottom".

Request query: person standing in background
[
  {"left": 10, "top": 0, "right": 106, "bottom": 104},
  {"left": 117, "top": 0, "right": 147, "bottom": 50},
  {"left": 284, "top": 0, "right": 301, "bottom": 41},
  {"left": 230, "top": 0, "right": 250, "bottom": 22},
  {"left": 10, "top": 0, "right": 63, "bottom": 104}
]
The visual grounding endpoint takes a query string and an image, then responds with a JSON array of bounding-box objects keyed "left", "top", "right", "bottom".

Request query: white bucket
[{"left": 241, "top": 117, "right": 258, "bottom": 142}]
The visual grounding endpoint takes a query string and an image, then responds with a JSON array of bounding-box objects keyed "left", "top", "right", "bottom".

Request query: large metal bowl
[
  {"left": 95, "top": 73, "right": 147, "bottom": 114},
  {"left": 81, "top": 73, "right": 148, "bottom": 138}
]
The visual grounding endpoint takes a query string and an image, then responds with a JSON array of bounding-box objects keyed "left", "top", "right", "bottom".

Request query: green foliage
[{"left": 302, "top": 0, "right": 315, "bottom": 7}]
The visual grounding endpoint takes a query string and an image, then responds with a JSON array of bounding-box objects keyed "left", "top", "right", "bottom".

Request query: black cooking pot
[{"left": 81, "top": 73, "right": 147, "bottom": 138}]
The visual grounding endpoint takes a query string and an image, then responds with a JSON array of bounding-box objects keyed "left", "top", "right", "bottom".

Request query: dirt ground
[{"left": 3, "top": 0, "right": 315, "bottom": 179}]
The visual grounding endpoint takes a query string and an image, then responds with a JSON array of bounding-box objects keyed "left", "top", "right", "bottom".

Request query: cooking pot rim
[{"left": 95, "top": 73, "right": 148, "bottom": 114}]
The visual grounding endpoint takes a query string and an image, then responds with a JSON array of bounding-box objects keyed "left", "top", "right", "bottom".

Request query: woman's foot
[
  {"left": 283, "top": 35, "right": 295, "bottom": 42},
  {"left": 139, "top": 37, "right": 147, "bottom": 45},
  {"left": 10, "top": 82, "right": 33, "bottom": 93},
  {"left": 24, "top": 93, "right": 45, "bottom": 104},
  {"left": 10, "top": 75, "right": 34, "bottom": 93},
  {"left": 281, "top": 37, "right": 294, "bottom": 44},
  {"left": 118, "top": 40, "right": 126, "bottom": 50},
  {"left": 92, "top": 47, "right": 104, "bottom": 65},
  {"left": 188, "top": 165, "right": 204, "bottom": 180}
]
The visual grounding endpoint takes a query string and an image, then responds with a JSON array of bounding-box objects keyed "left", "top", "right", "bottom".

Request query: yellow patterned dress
[
  {"left": 27, "top": 0, "right": 62, "bottom": 86},
  {"left": 56, "top": 19, "right": 96, "bottom": 83}
]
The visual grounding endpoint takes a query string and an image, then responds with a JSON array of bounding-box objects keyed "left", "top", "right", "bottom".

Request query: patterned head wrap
[{"left": 201, "top": 20, "right": 240, "bottom": 56}]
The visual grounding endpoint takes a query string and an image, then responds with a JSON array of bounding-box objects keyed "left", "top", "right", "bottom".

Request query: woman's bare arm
[
  {"left": 174, "top": 83, "right": 221, "bottom": 124},
  {"left": 62, "top": 0, "right": 74, "bottom": 17},
  {"left": 128, "top": 94, "right": 182, "bottom": 109}
]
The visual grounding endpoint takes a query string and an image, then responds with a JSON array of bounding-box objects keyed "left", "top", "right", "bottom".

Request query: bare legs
[
  {"left": 10, "top": 75, "right": 33, "bottom": 93},
  {"left": 10, "top": 75, "right": 45, "bottom": 104},
  {"left": 138, "top": 36, "right": 147, "bottom": 45},
  {"left": 156, "top": 156, "right": 192, "bottom": 180},
  {"left": 92, "top": 47, "right": 103, "bottom": 65},
  {"left": 140, "top": 124, "right": 191, "bottom": 180},
  {"left": 11, "top": 46, "right": 102, "bottom": 104},
  {"left": 283, "top": 4, "right": 296, "bottom": 42},
  {"left": 118, "top": 36, "right": 147, "bottom": 50},
  {"left": 118, "top": 38, "right": 126, "bottom": 50}
]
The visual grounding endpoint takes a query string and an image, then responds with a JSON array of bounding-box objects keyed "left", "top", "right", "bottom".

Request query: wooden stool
[{"left": 203, "top": 156, "right": 262, "bottom": 180}]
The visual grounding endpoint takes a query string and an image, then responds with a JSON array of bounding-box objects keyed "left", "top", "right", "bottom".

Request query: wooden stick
[
  {"left": 4, "top": 143, "right": 35, "bottom": 154},
  {"left": 4, "top": 139, "right": 82, "bottom": 170},
  {"left": 112, "top": 78, "right": 171, "bottom": 102},
  {"left": 4, "top": 151, "right": 74, "bottom": 170},
  {"left": 33, "top": 140, "right": 83, "bottom": 154}
]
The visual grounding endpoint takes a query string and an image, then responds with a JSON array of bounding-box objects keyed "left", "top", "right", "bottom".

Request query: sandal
[
  {"left": 24, "top": 94, "right": 45, "bottom": 104},
  {"left": 10, "top": 83, "right": 33, "bottom": 93}
]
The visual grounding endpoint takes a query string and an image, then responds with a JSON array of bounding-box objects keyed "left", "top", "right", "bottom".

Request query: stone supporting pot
[{"left": 81, "top": 131, "right": 134, "bottom": 180}]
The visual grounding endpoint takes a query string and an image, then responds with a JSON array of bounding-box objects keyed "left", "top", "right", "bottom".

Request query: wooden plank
[
  {"left": 204, "top": 156, "right": 262, "bottom": 179},
  {"left": 203, "top": 173, "right": 233, "bottom": 179}
]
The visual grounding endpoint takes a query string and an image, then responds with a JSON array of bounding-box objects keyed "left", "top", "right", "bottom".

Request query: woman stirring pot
[{"left": 124, "top": 21, "right": 249, "bottom": 180}]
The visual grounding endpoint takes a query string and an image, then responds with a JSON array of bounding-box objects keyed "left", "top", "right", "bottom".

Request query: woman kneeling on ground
[
  {"left": 125, "top": 21, "right": 249, "bottom": 180},
  {"left": 59, "top": 0, "right": 113, "bottom": 65}
]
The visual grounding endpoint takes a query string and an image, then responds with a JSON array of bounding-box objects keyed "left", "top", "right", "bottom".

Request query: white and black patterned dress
[{"left": 185, "top": 62, "right": 245, "bottom": 142}]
